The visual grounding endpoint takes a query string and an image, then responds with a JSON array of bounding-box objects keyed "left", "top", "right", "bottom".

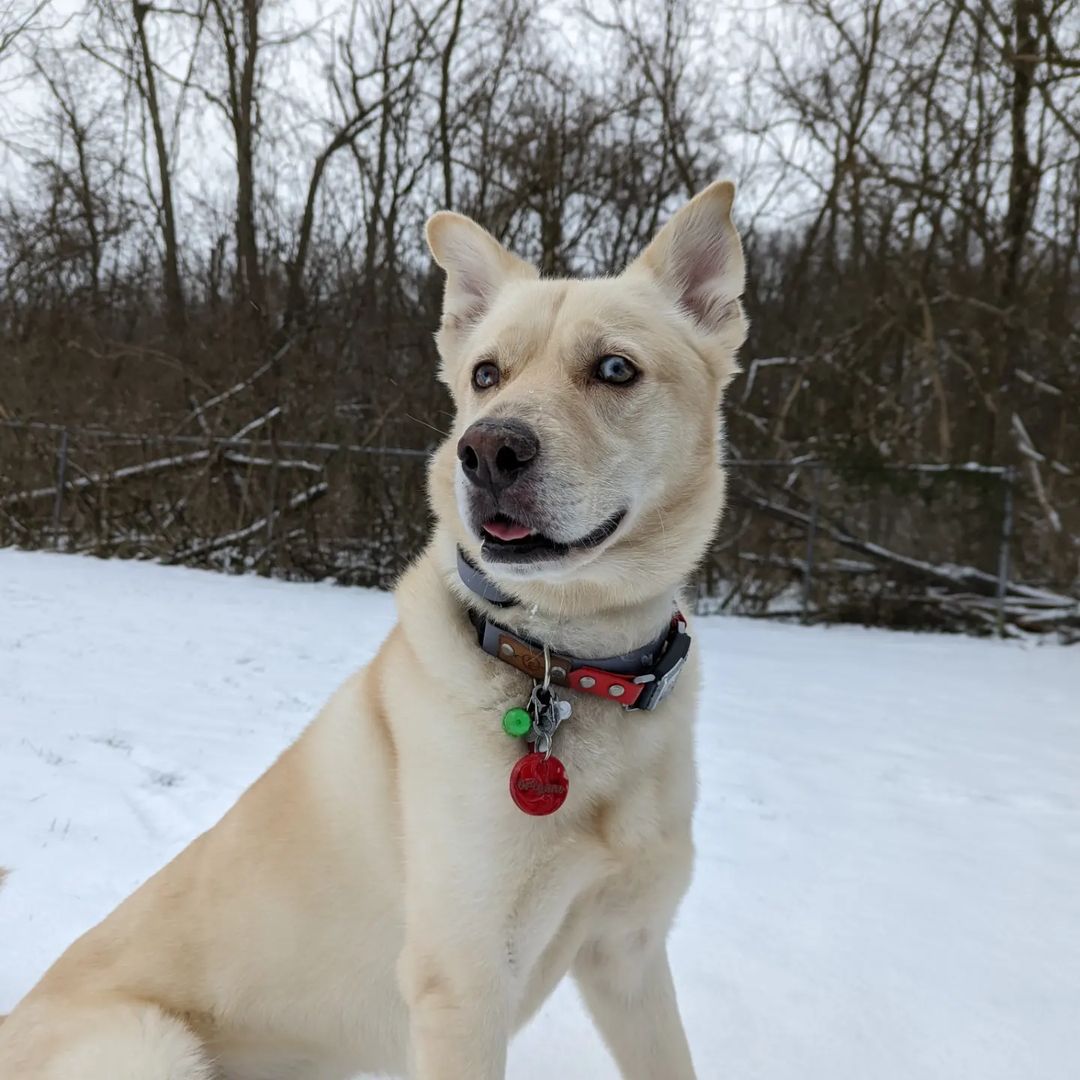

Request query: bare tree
[
  {"left": 131, "top": 0, "right": 187, "bottom": 334},
  {"left": 208, "top": 0, "right": 265, "bottom": 317},
  {"left": 1, "top": 0, "right": 1076, "bottom": 624},
  {"left": 0, "top": 0, "right": 47, "bottom": 65}
]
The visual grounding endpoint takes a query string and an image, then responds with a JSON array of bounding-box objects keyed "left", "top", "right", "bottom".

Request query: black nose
[{"left": 457, "top": 418, "right": 539, "bottom": 495}]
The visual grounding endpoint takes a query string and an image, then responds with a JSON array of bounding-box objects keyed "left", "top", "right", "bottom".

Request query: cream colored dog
[{"left": 0, "top": 181, "right": 747, "bottom": 1080}]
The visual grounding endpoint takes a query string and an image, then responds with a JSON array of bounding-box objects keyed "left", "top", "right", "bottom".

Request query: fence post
[
  {"left": 51, "top": 427, "right": 69, "bottom": 549},
  {"left": 801, "top": 465, "right": 821, "bottom": 624},
  {"left": 264, "top": 450, "right": 279, "bottom": 568},
  {"left": 995, "top": 467, "right": 1015, "bottom": 638}
]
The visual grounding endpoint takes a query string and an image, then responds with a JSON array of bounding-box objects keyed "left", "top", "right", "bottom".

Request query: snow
[{"left": 1, "top": 548, "right": 1078, "bottom": 1079}]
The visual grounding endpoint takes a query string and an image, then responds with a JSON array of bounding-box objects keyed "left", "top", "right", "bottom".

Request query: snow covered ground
[{"left": 1, "top": 548, "right": 1077, "bottom": 1079}]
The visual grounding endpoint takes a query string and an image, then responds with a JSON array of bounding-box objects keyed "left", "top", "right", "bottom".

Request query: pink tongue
[{"left": 484, "top": 519, "right": 534, "bottom": 542}]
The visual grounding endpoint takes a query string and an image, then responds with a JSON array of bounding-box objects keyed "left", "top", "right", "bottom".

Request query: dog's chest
[{"left": 490, "top": 695, "right": 694, "bottom": 1017}]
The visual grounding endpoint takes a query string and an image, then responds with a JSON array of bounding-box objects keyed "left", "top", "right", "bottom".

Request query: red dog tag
[{"left": 509, "top": 752, "right": 569, "bottom": 815}]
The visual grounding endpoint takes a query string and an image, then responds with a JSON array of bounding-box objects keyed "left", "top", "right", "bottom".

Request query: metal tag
[{"left": 528, "top": 684, "right": 571, "bottom": 756}]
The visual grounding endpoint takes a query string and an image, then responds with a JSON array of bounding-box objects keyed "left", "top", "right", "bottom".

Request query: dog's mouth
[{"left": 478, "top": 510, "right": 626, "bottom": 563}]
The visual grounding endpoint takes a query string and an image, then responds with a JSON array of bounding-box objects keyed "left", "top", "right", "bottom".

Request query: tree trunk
[
  {"left": 235, "top": 0, "right": 264, "bottom": 318},
  {"left": 132, "top": 1, "right": 186, "bottom": 335},
  {"left": 992, "top": 0, "right": 1040, "bottom": 465},
  {"left": 438, "top": 0, "right": 465, "bottom": 210}
]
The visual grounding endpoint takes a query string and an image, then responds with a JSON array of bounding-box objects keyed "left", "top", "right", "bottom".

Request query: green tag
[{"left": 502, "top": 707, "right": 532, "bottom": 737}]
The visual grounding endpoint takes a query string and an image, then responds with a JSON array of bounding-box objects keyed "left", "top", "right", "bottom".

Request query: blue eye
[
  {"left": 472, "top": 362, "right": 500, "bottom": 390},
  {"left": 595, "top": 354, "right": 638, "bottom": 385}
]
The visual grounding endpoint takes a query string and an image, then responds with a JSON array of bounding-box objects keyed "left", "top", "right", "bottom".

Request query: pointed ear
[
  {"left": 628, "top": 181, "right": 746, "bottom": 338},
  {"left": 426, "top": 212, "right": 538, "bottom": 333}
]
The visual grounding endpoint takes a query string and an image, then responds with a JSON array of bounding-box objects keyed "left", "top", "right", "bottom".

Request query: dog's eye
[
  {"left": 594, "top": 354, "right": 638, "bottom": 385},
  {"left": 472, "top": 362, "right": 500, "bottom": 390}
]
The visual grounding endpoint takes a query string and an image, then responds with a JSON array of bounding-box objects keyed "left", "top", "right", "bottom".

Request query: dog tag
[
  {"left": 509, "top": 751, "right": 569, "bottom": 815},
  {"left": 528, "top": 685, "right": 571, "bottom": 756}
]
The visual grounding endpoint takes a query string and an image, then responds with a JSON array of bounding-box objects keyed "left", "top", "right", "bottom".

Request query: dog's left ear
[
  {"left": 426, "top": 212, "right": 538, "bottom": 337},
  {"left": 628, "top": 181, "right": 747, "bottom": 351}
]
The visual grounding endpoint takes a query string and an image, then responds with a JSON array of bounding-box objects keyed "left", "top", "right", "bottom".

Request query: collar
[
  {"left": 456, "top": 548, "right": 691, "bottom": 712},
  {"left": 456, "top": 547, "right": 516, "bottom": 607}
]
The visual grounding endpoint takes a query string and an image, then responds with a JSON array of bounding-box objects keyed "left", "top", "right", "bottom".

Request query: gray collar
[
  {"left": 456, "top": 547, "right": 517, "bottom": 607},
  {"left": 455, "top": 546, "right": 691, "bottom": 712}
]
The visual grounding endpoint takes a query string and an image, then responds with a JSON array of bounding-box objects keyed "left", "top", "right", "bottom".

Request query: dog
[{"left": 0, "top": 180, "right": 747, "bottom": 1079}]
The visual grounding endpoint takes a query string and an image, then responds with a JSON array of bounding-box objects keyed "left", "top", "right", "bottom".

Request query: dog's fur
[{"left": 0, "top": 182, "right": 746, "bottom": 1080}]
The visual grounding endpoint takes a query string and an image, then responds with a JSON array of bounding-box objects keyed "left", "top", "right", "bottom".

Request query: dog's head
[{"left": 426, "top": 182, "right": 747, "bottom": 604}]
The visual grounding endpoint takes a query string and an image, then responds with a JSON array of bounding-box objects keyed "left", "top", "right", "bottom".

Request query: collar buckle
[{"left": 629, "top": 618, "right": 691, "bottom": 712}]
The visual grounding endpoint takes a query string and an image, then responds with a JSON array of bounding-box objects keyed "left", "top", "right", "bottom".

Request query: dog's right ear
[{"left": 426, "top": 212, "right": 538, "bottom": 339}]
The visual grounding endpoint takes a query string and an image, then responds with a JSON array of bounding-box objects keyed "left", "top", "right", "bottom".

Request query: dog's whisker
[
  {"left": 407, "top": 413, "right": 451, "bottom": 437},
  {"left": 655, "top": 507, "right": 671, "bottom": 561}
]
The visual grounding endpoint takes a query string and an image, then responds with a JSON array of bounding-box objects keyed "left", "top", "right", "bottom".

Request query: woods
[{"left": 0, "top": 0, "right": 1077, "bottom": 636}]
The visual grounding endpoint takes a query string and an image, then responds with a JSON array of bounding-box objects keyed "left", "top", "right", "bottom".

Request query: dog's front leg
[
  {"left": 573, "top": 930, "right": 697, "bottom": 1080},
  {"left": 398, "top": 936, "right": 509, "bottom": 1080}
]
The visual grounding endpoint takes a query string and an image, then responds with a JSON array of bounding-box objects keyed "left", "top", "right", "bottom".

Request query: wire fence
[{"left": 1, "top": 418, "right": 1074, "bottom": 637}]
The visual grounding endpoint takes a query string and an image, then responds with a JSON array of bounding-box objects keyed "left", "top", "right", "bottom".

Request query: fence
[
  {"left": 710, "top": 458, "right": 1017, "bottom": 634},
  {"left": 1, "top": 418, "right": 1075, "bottom": 637},
  {"left": 0, "top": 418, "right": 432, "bottom": 587}
]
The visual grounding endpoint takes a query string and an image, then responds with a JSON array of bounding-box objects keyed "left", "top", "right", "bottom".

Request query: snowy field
[{"left": 1, "top": 548, "right": 1078, "bottom": 1079}]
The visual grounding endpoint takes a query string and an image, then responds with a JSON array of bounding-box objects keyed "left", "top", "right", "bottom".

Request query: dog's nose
[{"left": 457, "top": 418, "right": 539, "bottom": 494}]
